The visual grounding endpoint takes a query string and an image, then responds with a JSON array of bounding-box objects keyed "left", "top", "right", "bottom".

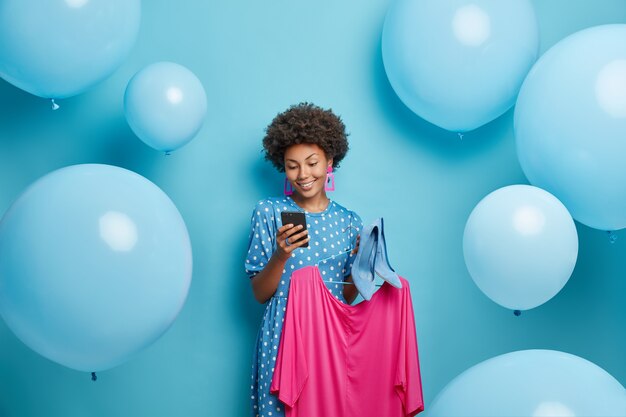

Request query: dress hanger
[{"left": 315, "top": 224, "right": 383, "bottom": 287}]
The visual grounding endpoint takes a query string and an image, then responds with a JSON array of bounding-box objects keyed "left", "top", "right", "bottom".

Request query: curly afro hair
[{"left": 262, "top": 102, "right": 349, "bottom": 172}]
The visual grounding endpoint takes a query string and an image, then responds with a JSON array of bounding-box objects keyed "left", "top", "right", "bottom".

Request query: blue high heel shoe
[
  {"left": 374, "top": 218, "right": 402, "bottom": 288},
  {"left": 350, "top": 221, "right": 378, "bottom": 300}
]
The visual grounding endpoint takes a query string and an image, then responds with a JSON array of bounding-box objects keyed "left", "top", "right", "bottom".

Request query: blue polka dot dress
[{"left": 245, "top": 196, "right": 362, "bottom": 417}]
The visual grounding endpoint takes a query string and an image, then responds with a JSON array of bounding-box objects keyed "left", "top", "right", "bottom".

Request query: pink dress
[{"left": 270, "top": 265, "right": 424, "bottom": 417}]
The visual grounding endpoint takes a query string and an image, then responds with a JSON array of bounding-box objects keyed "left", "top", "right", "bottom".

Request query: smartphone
[{"left": 280, "top": 211, "right": 309, "bottom": 248}]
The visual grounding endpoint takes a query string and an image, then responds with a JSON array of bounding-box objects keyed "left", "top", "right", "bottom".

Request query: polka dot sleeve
[{"left": 244, "top": 200, "right": 277, "bottom": 278}]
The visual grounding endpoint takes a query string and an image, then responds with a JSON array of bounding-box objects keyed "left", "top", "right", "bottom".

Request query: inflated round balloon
[
  {"left": 429, "top": 350, "right": 626, "bottom": 417},
  {"left": 463, "top": 185, "right": 578, "bottom": 311},
  {"left": 124, "top": 62, "right": 208, "bottom": 153},
  {"left": 0, "top": 164, "right": 192, "bottom": 372},
  {"left": 0, "top": 0, "right": 140, "bottom": 99},
  {"left": 382, "top": 0, "right": 538, "bottom": 132},
  {"left": 515, "top": 24, "right": 626, "bottom": 231}
]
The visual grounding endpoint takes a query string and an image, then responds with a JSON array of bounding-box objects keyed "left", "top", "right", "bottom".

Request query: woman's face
[{"left": 284, "top": 143, "right": 332, "bottom": 199}]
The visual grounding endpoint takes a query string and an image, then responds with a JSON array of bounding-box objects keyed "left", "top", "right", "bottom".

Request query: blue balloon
[
  {"left": 0, "top": 164, "right": 192, "bottom": 372},
  {"left": 124, "top": 62, "right": 208, "bottom": 153},
  {"left": 0, "top": 0, "right": 140, "bottom": 99},
  {"left": 463, "top": 185, "right": 578, "bottom": 311},
  {"left": 515, "top": 25, "right": 626, "bottom": 231},
  {"left": 382, "top": 0, "right": 538, "bottom": 132},
  {"left": 428, "top": 350, "right": 626, "bottom": 417}
]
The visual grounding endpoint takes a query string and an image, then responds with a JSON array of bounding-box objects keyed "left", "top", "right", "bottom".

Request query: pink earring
[
  {"left": 325, "top": 166, "right": 335, "bottom": 191},
  {"left": 284, "top": 177, "right": 294, "bottom": 196}
]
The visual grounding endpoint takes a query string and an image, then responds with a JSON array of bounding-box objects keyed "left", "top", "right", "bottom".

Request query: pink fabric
[{"left": 270, "top": 265, "right": 424, "bottom": 417}]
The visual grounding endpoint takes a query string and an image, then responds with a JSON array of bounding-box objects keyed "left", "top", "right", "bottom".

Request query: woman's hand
[
  {"left": 351, "top": 234, "right": 361, "bottom": 256},
  {"left": 343, "top": 234, "right": 361, "bottom": 305},
  {"left": 250, "top": 223, "right": 309, "bottom": 303},
  {"left": 276, "top": 223, "right": 310, "bottom": 261}
]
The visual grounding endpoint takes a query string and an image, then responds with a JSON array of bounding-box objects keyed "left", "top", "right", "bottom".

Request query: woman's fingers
[
  {"left": 276, "top": 224, "right": 311, "bottom": 258},
  {"left": 287, "top": 229, "right": 309, "bottom": 245},
  {"left": 283, "top": 224, "right": 304, "bottom": 238},
  {"left": 351, "top": 234, "right": 361, "bottom": 255},
  {"left": 277, "top": 224, "right": 294, "bottom": 235},
  {"left": 276, "top": 224, "right": 308, "bottom": 252}
]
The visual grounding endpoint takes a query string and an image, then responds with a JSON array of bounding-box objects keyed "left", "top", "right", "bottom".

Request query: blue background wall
[{"left": 1, "top": 1, "right": 625, "bottom": 416}]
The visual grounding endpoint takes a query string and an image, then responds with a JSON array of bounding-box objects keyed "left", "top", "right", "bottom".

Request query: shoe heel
[
  {"left": 351, "top": 223, "right": 378, "bottom": 300},
  {"left": 374, "top": 218, "right": 402, "bottom": 288}
]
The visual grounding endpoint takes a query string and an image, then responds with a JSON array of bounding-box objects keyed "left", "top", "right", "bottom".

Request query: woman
[{"left": 245, "top": 102, "right": 362, "bottom": 416}]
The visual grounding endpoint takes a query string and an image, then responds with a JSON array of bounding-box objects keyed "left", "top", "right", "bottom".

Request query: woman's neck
[{"left": 290, "top": 192, "right": 330, "bottom": 213}]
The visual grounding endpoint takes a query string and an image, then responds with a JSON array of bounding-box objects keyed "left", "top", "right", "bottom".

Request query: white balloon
[
  {"left": 463, "top": 185, "right": 578, "bottom": 311},
  {"left": 429, "top": 350, "right": 626, "bottom": 417}
]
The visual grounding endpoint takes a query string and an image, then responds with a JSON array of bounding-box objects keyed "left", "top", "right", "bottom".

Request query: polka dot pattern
[{"left": 245, "top": 196, "right": 362, "bottom": 416}]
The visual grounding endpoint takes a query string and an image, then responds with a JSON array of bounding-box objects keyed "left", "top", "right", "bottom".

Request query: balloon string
[
  {"left": 91, "top": 372, "right": 97, "bottom": 381},
  {"left": 51, "top": 99, "right": 60, "bottom": 110}
]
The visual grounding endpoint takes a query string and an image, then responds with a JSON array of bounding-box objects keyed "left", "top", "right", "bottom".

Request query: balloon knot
[
  {"left": 514, "top": 310, "right": 521, "bottom": 316},
  {"left": 91, "top": 372, "right": 97, "bottom": 381},
  {"left": 51, "top": 99, "right": 60, "bottom": 110},
  {"left": 607, "top": 230, "right": 618, "bottom": 244}
]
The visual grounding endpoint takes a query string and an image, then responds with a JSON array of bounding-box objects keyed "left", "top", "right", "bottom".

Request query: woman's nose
[{"left": 297, "top": 167, "right": 310, "bottom": 179}]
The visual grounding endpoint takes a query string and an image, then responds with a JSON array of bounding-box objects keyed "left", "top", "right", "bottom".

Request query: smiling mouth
[{"left": 297, "top": 180, "right": 316, "bottom": 190}]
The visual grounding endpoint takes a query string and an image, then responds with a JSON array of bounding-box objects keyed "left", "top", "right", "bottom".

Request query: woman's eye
[{"left": 309, "top": 162, "right": 318, "bottom": 167}]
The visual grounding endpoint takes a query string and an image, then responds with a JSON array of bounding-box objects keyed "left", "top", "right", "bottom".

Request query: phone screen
[{"left": 280, "top": 211, "right": 309, "bottom": 248}]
